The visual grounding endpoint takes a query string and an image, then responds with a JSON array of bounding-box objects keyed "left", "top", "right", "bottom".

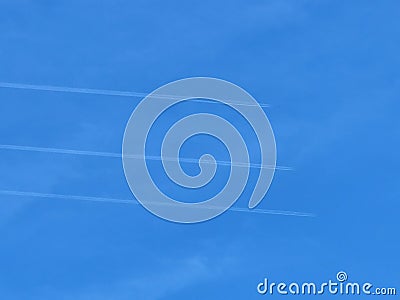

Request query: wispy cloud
[{"left": 34, "top": 255, "right": 228, "bottom": 300}]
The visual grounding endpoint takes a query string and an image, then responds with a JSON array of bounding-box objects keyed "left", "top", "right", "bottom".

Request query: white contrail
[
  {"left": 0, "top": 82, "right": 270, "bottom": 108},
  {"left": 0, "top": 144, "right": 293, "bottom": 171},
  {"left": 0, "top": 82, "right": 149, "bottom": 98},
  {"left": 0, "top": 190, "right": 316, "bottom": 217}
]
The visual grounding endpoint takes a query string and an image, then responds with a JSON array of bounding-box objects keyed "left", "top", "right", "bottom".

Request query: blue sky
[{"left": 0, "top": 0, "right": 399, "bottom": 299}]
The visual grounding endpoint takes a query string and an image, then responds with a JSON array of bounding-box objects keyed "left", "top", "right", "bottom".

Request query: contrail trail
[
  {"left": 0, "top": 83, "right": 311, "bottom": 218},
  {"left": 0, "top": 82, "right": 270, "bottom": 108},
  {"left": 0, "top": 144, "right": 293, "bottom": 171},
  {"left": 0, "top": 82, "right": 149, "bottom": 98},
  {"left": 0, "top": 190, "right": 316, "bottom": 217}
]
